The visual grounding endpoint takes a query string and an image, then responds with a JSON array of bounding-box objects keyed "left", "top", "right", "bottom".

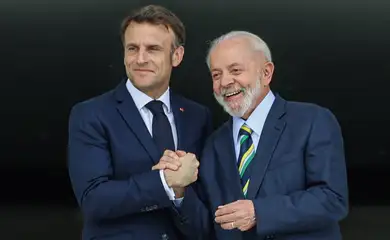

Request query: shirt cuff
[{"left": 159, "top": 169, "right": 176, "bottom": 200}]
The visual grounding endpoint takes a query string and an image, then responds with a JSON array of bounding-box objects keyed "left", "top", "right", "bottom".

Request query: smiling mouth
[
  {"left": 224, "top": 89, "right": 242, "bottom": 97},
  {"left": 134, "top": 69, "right": 154, "bottom": 73}
]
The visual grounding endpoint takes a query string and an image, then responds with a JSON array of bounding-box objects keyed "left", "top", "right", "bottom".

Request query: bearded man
[{"left": 173, "top": 31, "right": 349, "bottom": 240}]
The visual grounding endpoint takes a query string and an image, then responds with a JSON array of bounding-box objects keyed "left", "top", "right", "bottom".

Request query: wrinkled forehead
[
  {"left": 124, "top": 22, "right": 175, "bottom": 46},
  {"left": 209, "top": 38, "right": 256, "bottom": 69}
]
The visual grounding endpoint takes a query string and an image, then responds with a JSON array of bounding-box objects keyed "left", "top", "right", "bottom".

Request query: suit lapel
[
  {"left": 170, "top": 92, "right": 187, "bottom": 150},
  {"left": 246, "top": 95, "right": 287, "bottom": 199},
  {"left": 114, "top": 80, "right": 160, "bottom": 164},
  {"left": 215, "top": 120, "right": 245, "bottom": 199}
]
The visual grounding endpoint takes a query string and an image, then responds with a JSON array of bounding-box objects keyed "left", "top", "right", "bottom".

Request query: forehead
[
  {"left": 124, "top": 22, "right": 174, "bottom": 46},
  {"left": 209, "top": 38, "right": 255, "bottom": 69}
]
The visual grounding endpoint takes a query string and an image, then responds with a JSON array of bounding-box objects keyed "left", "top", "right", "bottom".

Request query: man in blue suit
[
  {"left": 177, "top": 31, "right": 349, "bottom": 239},
  {"left": 67, "top": 5, "right": 212, "bottom": 240}
]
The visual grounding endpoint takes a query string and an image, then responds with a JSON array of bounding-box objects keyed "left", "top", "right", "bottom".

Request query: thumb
[
  {"left": 152, "top": 163, "right": 165, "bottom": 170},
  {"left": 176, "top": 150, "right": 187, "bottom": 157}
]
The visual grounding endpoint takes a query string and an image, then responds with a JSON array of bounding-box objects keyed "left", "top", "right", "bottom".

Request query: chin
[{"left": 131, "top": 77, "right": 156, "bottom": 88}]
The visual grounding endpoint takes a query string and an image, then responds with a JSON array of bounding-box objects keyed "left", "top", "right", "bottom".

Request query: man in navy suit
[
  {"left": 67, "top": 5, "right": 212, "bottom": 240},
  {"left": 176, "top": 31, "right": 349, "bottom": 239}
]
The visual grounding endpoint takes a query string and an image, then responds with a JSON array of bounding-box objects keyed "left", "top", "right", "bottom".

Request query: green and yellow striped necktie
[{"left": 237, "top": 124, "right": 255, "bottom": 197}]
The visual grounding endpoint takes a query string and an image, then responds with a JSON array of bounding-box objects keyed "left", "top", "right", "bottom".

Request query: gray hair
[{"left": 205, "top": 31, "right": 272, "bottom": 68}]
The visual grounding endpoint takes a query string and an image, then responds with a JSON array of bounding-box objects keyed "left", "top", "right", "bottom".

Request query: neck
[{"left": 144, "top": 82, "right": 170, "bottom": 99}]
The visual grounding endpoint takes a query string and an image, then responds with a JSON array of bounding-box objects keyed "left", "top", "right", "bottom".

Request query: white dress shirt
[
  {"left": 126, "top": 79, "right": 180, "bottom": 204},
  {"left": 232, "top": 91, "right": 275, "bottom": 160}
]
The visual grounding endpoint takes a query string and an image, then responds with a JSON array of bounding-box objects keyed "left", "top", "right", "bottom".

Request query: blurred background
[{"left": 1, "top": 0, "right": 389, "bottom": 239}]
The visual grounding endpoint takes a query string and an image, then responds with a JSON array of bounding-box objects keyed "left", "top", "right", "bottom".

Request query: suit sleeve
[
  {"left": 171, "top": 107, "right": 215, "bottom": 239},
  {"left": 67, "top": 103, "right": 172, "bottom": 223},
  {"left": 253, "top": 107, "right": 349, "bottom": 237},
  {"left": 204, "top": 107, "right": 214, "bottom": 137}
]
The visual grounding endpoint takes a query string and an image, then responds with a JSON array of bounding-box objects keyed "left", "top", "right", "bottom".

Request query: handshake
[{"left": 152, "top": 150, "right": 199, "bottom": 197}]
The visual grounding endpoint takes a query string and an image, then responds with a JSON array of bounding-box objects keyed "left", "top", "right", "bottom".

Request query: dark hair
[{"left": 120, "top": 5, "right": 186, "bottom": 48}]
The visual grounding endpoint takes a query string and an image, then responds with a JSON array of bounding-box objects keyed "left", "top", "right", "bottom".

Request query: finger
[
  {"left": 215, "top": 203, "right": 238, "bottom": 216},
  {"left": 176, "top": 150, "right": 186, "bottom": 157},
  {"left": 152, "top": 163, "right": 166, "bottom": 170},
  {"left": 186, "top": 152, "right": 195, "bottom": 159},
  {"left": 237, "top": 217, "right": 256, "bottom": 231},
  {"left": 160, "top": 156, "right": 182, "bottom": 167},
  {"left": 163, "top": 149, "right": 179, "bottom": 159},
  {"left": 160, "top": 162, "right": 179, "bottom": 171},
  {"left": 218, "top": 200, "right": 242, "bottom": 209},
  {"left": 215, "top": 212, "right": 237, "bottom": 224},
  {"left": 195, "top": 160, "right": 200, "bottom": 168},
  {"left": 220, "top": 221, "right": 236, "bottom": 230}
]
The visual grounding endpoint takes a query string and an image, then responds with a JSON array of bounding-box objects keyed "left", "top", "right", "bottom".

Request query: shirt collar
[
  {"left": 126, "top": 79, "right": 171, "bottom": 113},
  {"left": 232, "top": 90, "right": 275, "bottom": 142}
]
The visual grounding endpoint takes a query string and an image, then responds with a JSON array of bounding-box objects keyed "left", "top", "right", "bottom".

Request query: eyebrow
[
  {"left": 227, "top": 63, "right": 242, "bottom": 69},
  {"left": 125, "top": 43, "right": 164, "bottom": 49},
  {"left": 211, "top": 62, "right": 242, "bottom": 72}
]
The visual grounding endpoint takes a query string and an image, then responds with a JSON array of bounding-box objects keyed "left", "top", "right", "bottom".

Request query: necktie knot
[
  {"left": 239, "top": 124, "right": 253, "bottom": 137},
  {"left": 145, "top": 100, "right": 165, "bottom": 115}
]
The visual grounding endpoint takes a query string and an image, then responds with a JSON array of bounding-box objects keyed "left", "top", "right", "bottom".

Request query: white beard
[{"left": 214, "top": 79, "right": 262, "bottom": 118}]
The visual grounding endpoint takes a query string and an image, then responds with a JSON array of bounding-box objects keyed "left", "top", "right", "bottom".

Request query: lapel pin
[{"left": 179, "top": 107, "right": 184, "bottom": 112}]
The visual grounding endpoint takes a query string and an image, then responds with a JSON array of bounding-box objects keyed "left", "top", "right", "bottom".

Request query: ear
[
  {"left": 172, "top": 46, "right": 184, "bottom": 67},
  {"left": 262, "top": 61, "right": 275, "bottom": 86}
]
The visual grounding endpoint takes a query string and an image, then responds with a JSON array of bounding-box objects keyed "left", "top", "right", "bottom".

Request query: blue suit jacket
[
  {"left": 67, "top": 80, "right": 212, "bottom": 240},
  {"left": 181, "top": 94, "right": 349, "bottom": 240}
]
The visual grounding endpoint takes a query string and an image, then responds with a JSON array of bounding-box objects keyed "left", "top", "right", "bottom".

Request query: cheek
[
  {"left": 124, "top": 55, "right": 134, "bottom": 65},
  {"left": 236, "top": 77, "right": 254, "bottom": 89},
  {"left": 213, "top": 82, "right": 221, "bottom": 94},
  {"left": 155, "top": 55, "right": 169, "bottom": 69}
]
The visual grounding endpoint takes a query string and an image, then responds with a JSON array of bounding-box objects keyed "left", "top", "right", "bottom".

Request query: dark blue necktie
[{"left": 145, "top": 100, "right": 175, "bottom": 154}]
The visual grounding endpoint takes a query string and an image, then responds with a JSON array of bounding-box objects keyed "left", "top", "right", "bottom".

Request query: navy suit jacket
[
  {"left": 67, "top": 80, "right": 212, "bottom": 240},
  {"left": 181, "top": 94, "right": 349, "bottom": 240}
]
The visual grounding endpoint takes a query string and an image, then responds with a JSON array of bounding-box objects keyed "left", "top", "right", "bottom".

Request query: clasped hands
[
  {"left": 152, "top": 150, "right": 199, "bottom": 197},
  {"left": 152, "top": 150, "right": 256, "bottom": 231}
]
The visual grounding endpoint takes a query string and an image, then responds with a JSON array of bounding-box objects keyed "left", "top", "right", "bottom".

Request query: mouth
[
  {"left": 134, "top": 69, "right": 154, "bottom": 73},
  {"left": 223, "top": 89, "right": 243, "bottom": 100}
]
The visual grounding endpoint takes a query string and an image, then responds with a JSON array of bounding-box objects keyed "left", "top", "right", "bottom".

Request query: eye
[
  {"left": 212, "top": 73, "right": 221, "bottom": 80},
  {"left": 231, "top": 68, "right": 242, "bottom": 75},
  {"left": 127, "top": 46, "right": 137, "bottom": 52},
  {"left": 148, "top": 46, "right": 161, "bottom": 52}
]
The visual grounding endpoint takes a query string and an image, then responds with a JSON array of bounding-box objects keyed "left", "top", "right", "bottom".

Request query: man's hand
[
  {"left": 164, "top": 153, "right": 199, "bottom": 188},
  {"left": 214, "top": 200, "right": 256, "bottom": 231},
  {"left": 151, "top": 150, "right": 188, "bottom": 198},
  {"left": 152, "top": 150, "right": 184, "bottom": 171}
]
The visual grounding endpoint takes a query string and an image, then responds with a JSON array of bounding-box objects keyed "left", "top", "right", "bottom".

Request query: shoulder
[
  {"left": 69, "top": 89, "right": 115, "bottom": 124},
  {"left": 288, "top": 99, "right": 337, "bottom": 117},
  {"left": 283, "top": 99, "right": 341, "bottom": 131}
]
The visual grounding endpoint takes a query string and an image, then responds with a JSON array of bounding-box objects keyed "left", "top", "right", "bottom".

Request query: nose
[
  {"left": 136, "top": 49, "right": 148, "bottom": 65},
  {"left": 220, "top": 75, "right": 234, "bottom": 87}
]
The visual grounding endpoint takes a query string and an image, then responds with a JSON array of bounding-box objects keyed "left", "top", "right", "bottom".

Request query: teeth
[{"left": 225, "top": 90, "right": 241, "bottom": 97}]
